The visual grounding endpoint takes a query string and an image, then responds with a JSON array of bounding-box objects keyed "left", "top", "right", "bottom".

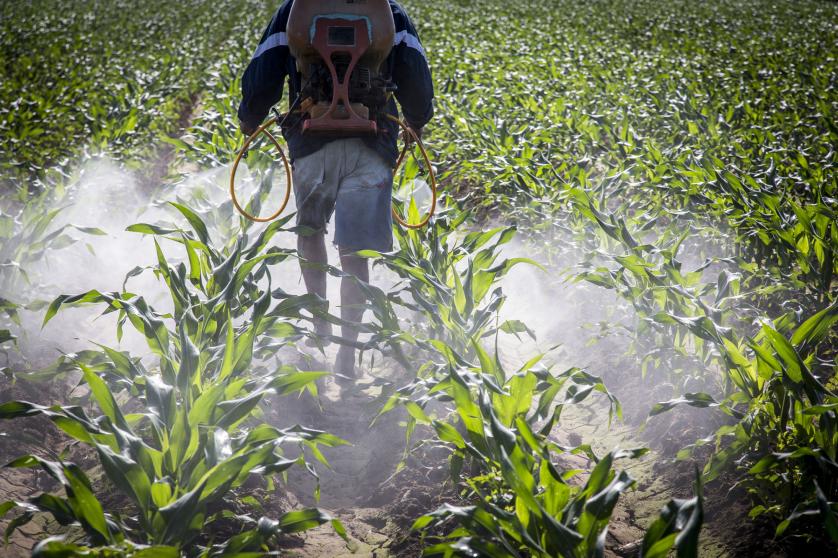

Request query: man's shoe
[{"left": 333, "top": 345, "right": 356, "bottom": 386}]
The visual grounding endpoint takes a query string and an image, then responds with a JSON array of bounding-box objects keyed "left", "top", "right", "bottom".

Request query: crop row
[
  {"left": 0, "top": 191, "right": 703, "bottom": 556},
  {"left": 1, "top": 0, "right": 836, "bottom": 552},
  {"left": 413, "top": 0, "right": 837, "bottom": 547},
  {"left": 0, "top": 0, "right": 269, "bottom": 193}
]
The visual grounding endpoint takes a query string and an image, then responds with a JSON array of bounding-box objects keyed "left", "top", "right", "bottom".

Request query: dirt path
[
  {"left": 281, "top": 508, "right": 392, "bottom": 558},
  {"left": 269, "top": 345, "right": 424, "bottom": 557}
]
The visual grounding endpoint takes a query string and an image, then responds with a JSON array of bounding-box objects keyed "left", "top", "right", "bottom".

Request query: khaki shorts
[{"left": 293, "top": 138, "right": 394, "bottom": 252}]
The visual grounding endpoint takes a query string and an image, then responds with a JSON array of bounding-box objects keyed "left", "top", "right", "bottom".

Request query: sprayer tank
[{"left": 287, "top": 0, "right": 396, "bottom": 74}]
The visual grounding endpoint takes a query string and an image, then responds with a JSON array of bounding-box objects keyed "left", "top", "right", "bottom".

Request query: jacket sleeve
[
  {"left": 391, "top": 6, "right": 434, "bottom": 130},
  {"left": 238, "top": 5, "right": 291, "bottom": 130}
]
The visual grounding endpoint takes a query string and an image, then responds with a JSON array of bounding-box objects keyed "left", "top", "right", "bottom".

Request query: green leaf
[
  {"left": 0, "top": 330, "right": 14, "bottom": 344},
  {"left": 63, "top": 463, "right": 112, "bottom": 543},
  {"left": 127, "top": 223, "right": 180, "bottom": 236},
  {"left": 159, "top": 481, "right": 206, "bottom": 545},
  {"left": 791, "top": 301, "right": 838, "bottom": 355},
  {"left": 649, "top": 393, "right": 719, "bottom": 417},
  {"left": 815, "top": 481, "right": 838, "bottom": 544},
  {"left": 276, "top": 508, "right": 333, "bottom": 533},
  {"left": 81, "top": 363, "right": 127, "bottom": 430},
  {"left": 152, "top": 479, "right": 173, "bottom": 509},
  {"left": 169, "top": 202, "right": 210, "bottom": 246}
]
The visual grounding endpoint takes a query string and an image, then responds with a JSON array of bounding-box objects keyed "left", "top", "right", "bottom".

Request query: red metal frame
[{"left": 303, "top": 17, "right": 378, "bottom": 134}]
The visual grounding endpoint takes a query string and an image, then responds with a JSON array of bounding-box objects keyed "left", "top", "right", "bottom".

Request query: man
[{"left": 238, "top": 1, "right": 434, "bottom": 383}]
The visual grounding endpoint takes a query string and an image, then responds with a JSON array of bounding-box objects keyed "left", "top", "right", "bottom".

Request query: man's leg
[
  {"left": 292, "top": 143, "right": 340, "bottom": 341},
  {"left": 297, "top": 231, "right": 332, "bottom": 338},
  {"left": 331, "top": 139, "right": 393, "bottom": 383},
  {"left": 334, "top": 249, "right": 369, "bottom": 379},
  {"left": 297, "top": 231, "right": 327, "bottom": 298}
]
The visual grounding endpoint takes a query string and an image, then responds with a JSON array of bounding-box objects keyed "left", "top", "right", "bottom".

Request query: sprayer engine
[{"left": 287, "top": 0, "right": 396, "bottom": 135}]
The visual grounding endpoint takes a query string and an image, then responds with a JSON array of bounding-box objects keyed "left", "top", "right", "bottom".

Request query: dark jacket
[{"left": 237, "top": 0, "right": 434, "bottom": 166}]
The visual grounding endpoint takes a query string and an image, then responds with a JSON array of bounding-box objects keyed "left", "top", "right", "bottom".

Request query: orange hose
[
  {"left": 229, "top": 114, "right": 437, "bottom": 229},
  {"left": 387, "top": 114, "right": 438, "bottom": 230},
  {"left": 229, "top": 116, "right": 293, "bottom": 223}
]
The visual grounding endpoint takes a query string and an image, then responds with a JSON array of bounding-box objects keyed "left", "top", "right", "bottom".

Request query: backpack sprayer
[{"left": 229, "top": 0, "right": 437, "bottom": 229}]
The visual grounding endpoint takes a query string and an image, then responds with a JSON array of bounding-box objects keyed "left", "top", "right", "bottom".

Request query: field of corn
[{"left": 1, "top": 0, "right": 836, "bottom": 556}]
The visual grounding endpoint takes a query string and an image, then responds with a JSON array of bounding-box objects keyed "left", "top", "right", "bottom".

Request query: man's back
[{"left": 238, "top": 0, "right": 434, "bottom": 167}]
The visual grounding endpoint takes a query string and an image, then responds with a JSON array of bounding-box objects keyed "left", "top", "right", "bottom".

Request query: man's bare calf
[{"left": 297, "top": 230, "right": 367, "bottom": 381}]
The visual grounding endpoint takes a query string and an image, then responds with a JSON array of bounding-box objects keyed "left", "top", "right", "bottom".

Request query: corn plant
[
  {"left": 355, "top": 204, "right": 539, "bottom": 368},
  {"left": 4, "top": 0, "right": 837, "bottom": 553},
  {"left": 639, "top": 471, "right": 704, "bottom": 558},
  {"left": 0, "top": 0, "right": 273, "bottom": 186},
  {"left": 392, "top": 340, "right": 642, "bottom": 557},
  {"left": 568, "top": 182, "right": 838, "bottom": 543},
  {"left": 352, "top": 203, "right": 666, "bottom": 556},
  {"left": 0, "top": 204, "right": 347, "bottom": 555},
  {"left": 0, "top": 187, "right": 105, "bottom": 360}
]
